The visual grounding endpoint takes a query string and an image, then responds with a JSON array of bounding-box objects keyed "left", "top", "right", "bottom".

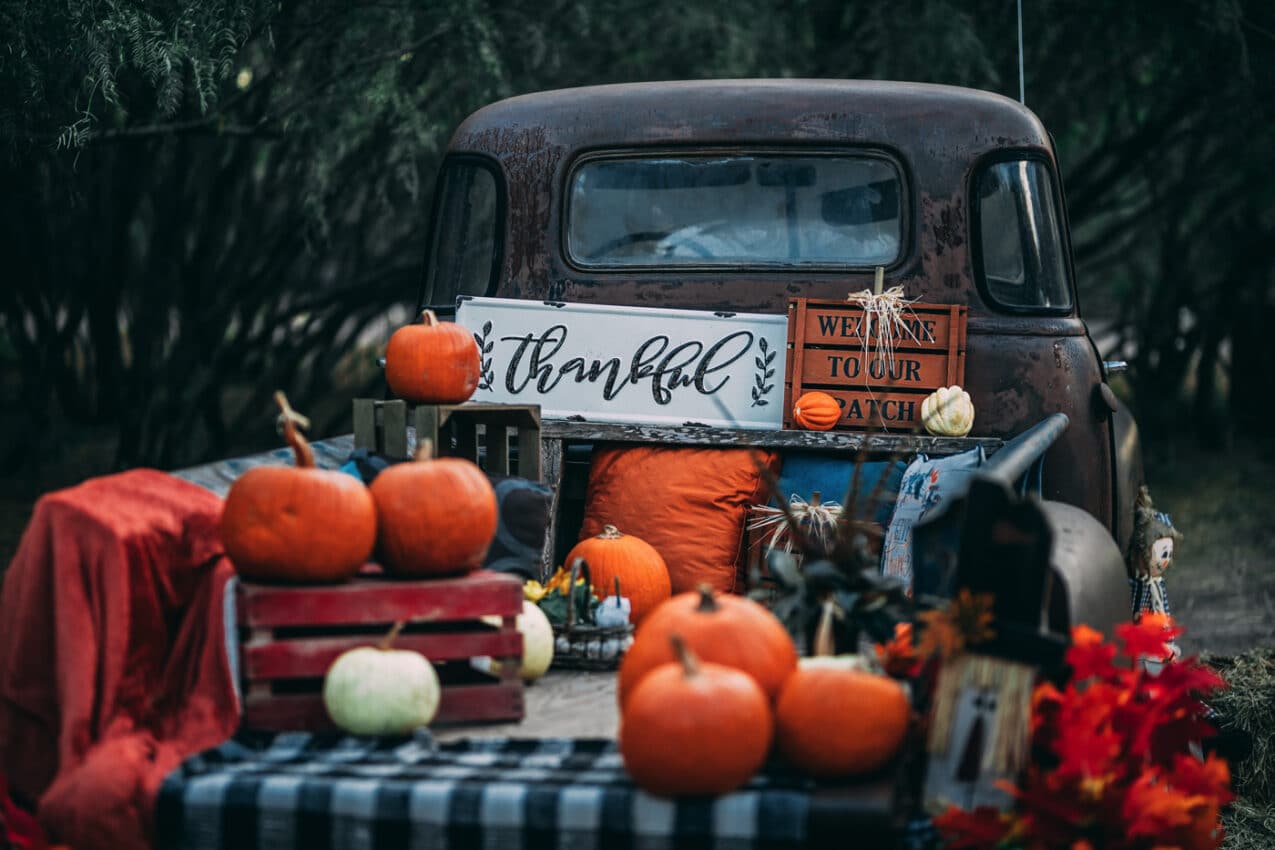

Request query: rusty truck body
[{"left": 418, "top": 79, "right": 1144, "bottom": 564}]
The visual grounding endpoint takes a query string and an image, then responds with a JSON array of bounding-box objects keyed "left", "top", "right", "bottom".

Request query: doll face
[{"left": 1148, "top": 537, "right": 1174, "bottom": 576}]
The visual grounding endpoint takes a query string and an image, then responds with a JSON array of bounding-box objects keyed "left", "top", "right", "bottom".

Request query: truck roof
[{"left": 451, "top": 79, "right": 1052, "bottom": 159}]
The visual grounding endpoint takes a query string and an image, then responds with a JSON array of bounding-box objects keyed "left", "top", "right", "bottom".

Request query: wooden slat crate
[
  {"left": 235, "top": 569, "right": 526, "bottom": 731},
  {"left": 352, "top": 399, "right": 541, "bottom": 479},
  {"left": 783, "top": 298, "right": 967, "bottom": 432}
]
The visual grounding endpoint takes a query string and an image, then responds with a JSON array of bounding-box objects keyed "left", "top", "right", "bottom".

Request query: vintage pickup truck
[{"left": 414, "top": 78, "right": 1141, "bottom": 633}]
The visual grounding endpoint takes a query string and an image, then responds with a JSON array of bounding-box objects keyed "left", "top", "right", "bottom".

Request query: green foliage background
[{"left": 1, "top": 0, "right": 1272, "bottom": 469}]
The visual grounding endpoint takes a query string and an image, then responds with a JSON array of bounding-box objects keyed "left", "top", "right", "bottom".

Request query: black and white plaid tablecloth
[{"left": 156, "top": 732, "right": 936, "bottom": 850}]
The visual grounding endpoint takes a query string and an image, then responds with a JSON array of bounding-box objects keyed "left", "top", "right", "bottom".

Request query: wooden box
[
  {"left": 235, "top": 569, "right": 525, "bottom": 731},
  {"left": 352, "top": 399, "right": 541, "bottom": 479},
  {"left": 783, "top": 298, "right": 967, "bottom": 431}
]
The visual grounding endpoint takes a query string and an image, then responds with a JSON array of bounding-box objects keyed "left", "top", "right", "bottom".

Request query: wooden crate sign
[
  {"left": 783, "top": 298, "right": 967, "bottom": 431},
  {"left": 799, "top": 303, "right": 957, "bottom": 351},
  {"left": 235, "top": 568, "right": 526, "bottom": 732},
  {"left": 799, "top": 349, "right": 952, "bottom": 390}
]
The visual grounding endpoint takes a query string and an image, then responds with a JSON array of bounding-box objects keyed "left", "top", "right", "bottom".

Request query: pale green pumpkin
[{"left": 323, "top": 623, "right": 440, "bottom": 735}]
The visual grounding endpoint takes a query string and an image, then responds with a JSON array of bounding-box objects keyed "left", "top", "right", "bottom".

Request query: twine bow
[
  {"left": 747, "top": 493, "right": 844, "bottom": 555},
  {"left": 845, "top": 283, "right": 934, "bottom": 377}
]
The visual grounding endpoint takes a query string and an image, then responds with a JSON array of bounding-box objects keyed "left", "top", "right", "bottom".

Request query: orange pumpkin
[
  {"left": 775, "top": 662, "right": 910, "bottom": 777},
  {"left": 620, "top": 636, "right": 773, "bottom": 797},
  {"left": 222, "top": 392, "right": 377, "bottom": 582},
  {"left": 370, "top": 441, "right": 498, "bottom": 576},
  {"left": 563, "top": 525, "right": 671, "bottom": 624},
  {"left": 384, "top": 309, "right": 481, "bottom": 404},
  {"left": 792, "top": 391, "right": 841, "bottom": 430},
  {"left": 618, "top": 586, "right": 797, "bottom": 705}
]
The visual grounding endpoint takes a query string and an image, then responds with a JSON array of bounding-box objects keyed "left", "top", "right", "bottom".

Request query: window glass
[
  {"left": 975, "top": 160, "right": 1071, "bottom": 310},
  {"left": 424, "top": 161, "right": 499, "bottom": 303},
  {"left": 567, "top": 154, "right": 902, "bottom": 267}
]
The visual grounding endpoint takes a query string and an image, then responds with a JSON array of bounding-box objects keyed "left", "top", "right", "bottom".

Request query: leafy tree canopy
[{"left": 0, "top": 0, "right": 1271, "bottom": 469}]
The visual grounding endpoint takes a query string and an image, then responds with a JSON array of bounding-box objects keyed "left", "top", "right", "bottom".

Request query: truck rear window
[{"left": 566, "top": 154, "right": 902, "bottom": 268}]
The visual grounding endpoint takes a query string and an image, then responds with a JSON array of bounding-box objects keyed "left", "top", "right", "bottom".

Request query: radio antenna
[{"left": 1017, "top": 0, "right": 1026, "bottom": 104}]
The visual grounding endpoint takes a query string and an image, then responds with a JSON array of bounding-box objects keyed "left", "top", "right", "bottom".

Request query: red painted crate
[{"left": 234, "top": 568, "right": 525, "bottom": 731}]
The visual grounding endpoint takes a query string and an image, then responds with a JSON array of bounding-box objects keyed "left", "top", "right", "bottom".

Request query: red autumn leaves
[{"left": 935, "top": 614, "right": 1233, "bottom": 850}]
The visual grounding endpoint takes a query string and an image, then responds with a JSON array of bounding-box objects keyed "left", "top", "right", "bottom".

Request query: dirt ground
[{"left": 1143, "top": 439, "right": 1275, "bottom": 659}]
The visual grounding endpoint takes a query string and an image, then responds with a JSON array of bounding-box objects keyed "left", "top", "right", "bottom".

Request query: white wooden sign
[{"left": 455, "top": 297, "right": 786, "bottom": 429}]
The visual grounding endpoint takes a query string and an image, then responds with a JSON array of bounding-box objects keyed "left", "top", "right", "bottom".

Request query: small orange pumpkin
[
  {"left": 618, "top": 586, "right": 797, "bottom": 705},
  {"left": 792, "top": 391, "right": 841, "bottom": 431},
  {"left": 384, "top": 309, "right": 481, "bottom": 404},
  {"left": 563, "top": 525, "right": 671, "bottom": 624},
  {"left": 620, "top": 636, "right": 773, "bottom": 797},
  {"left": 370, "top": 441, "right": 498, "bottom": 576},
  {"left": 222, "top": 392, "right": 377, "bottom": 583},
  {"left": 775, "top": 662, "right": 910, "bottom": 777}
]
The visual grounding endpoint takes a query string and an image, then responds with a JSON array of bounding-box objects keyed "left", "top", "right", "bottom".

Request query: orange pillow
[{"left": 579, "top": 445, "right": 780, "bottom": 594}]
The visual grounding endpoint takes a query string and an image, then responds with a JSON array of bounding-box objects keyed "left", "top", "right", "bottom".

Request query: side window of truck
[
  {"left": 974, "top": 159, "right": 1072, "bottom": 312},
  {"left": 424, "top": 157, "right": 502, "bottom": 304}
]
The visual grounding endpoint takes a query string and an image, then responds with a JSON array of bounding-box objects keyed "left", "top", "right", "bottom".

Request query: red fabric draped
[{"left": 0, "top": 469, "right": 239, "bottom": 850}]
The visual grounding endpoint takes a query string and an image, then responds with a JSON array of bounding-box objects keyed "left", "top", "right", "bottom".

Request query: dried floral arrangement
[{"left": 748, "top": 450, "right": 914, "bottom": 656}]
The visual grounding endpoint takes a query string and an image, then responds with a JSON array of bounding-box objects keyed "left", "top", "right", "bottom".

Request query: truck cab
[{"left": 418, "top": 79, "right": 1143, "bottom": 555}]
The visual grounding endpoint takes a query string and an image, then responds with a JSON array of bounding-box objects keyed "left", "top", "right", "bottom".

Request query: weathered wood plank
[
  {"left": 382, "top": 400, "right": 408, "bottom": 458},
  {"left": 237, "top": 570, "right": 522, "bottom": 628},
  {"left": 540, "top": 438, "right": 564, "bottom": 580},
  {"left": 243, "top": 629, "right": 523, "bottom": 679},
  {"left": 539, "top": 420, "right": 1000, "bottom": 456},
  {"left": 487, "top": 424, "right": 509, "bottom": 474},
  {"left": 352, "top": 399, "right": 377, "bottom": 452},
  {"left": 413, "top": 405, "right": 440, "bottom": 454},
  {"left": 799, "top": 349, "right": 951, "bottom": 389},
  {"left": 243, "top": 680, "right": 525, "bottom": 730},
  {"left": 800, "top": 302, "right": 956, "bottom": 350}
]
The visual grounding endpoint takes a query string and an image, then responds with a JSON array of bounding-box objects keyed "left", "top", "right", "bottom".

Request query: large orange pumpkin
[
  {"left": 222, "top": 392, "right": 377, "bottom": 582},
  {"left": 384, "top": 309, "right": 481, "bottom": 404},
  {"left": 775, "top": 661, "right": 911, "bottom": 777},
  {"left": 370, "top": 441, "right": 498, "bottom": 576},
  {"left": 618, "top": 586, "right": 797, "bottom": 705},
  {"left": 792, "top": 391, "right": 841, "bottom": 431},
  {"left": 620, "top": 636, "right": 773, "bottom": 797},
  {"left": 563, "top": 525, "right": 671, "bottom": 624}
]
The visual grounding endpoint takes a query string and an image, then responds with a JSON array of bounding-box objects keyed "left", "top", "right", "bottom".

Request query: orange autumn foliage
[{"left": 934, "top": 615, "right": 1232, "bottom": 850}]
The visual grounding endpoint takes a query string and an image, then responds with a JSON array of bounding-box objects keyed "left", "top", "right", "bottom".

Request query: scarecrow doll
[{"left": 1128, "top": 486, "right": 1184, "bottom": 661}]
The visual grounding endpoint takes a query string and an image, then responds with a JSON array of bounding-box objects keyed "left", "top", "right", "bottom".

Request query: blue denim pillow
[{"left": 772, "top": 454, "right": 907, "bottom": 528}]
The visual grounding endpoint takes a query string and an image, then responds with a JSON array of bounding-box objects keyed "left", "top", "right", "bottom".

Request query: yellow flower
[
  {"left": 523, "top": 580, "right": 547, "bottom": 602},
  {"left": 544, "top": 566, "right": 573, "bottom": 595}
]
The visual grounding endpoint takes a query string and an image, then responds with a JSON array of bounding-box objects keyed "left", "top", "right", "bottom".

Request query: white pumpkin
[
  {"left": 323, "top": 628, "right": 440, "bottom": 735},
  {"left": 921, "top": 385, "right": 975, "bottom": 437},
  {"left": 484, "top": 600, "right": 555, "bottom": 681},
  {"left": 799, "top": 654, "right": 874, "bottom": 672}
]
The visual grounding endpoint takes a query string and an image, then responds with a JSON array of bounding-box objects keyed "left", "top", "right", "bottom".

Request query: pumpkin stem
[
  {"left": 613, "top": 575, "right": 622, "bottom": 604},
  {"left": 695, "top": 585, "right": 719, "bottom": 613},
  {"left": 379, "top": 620, "right": 406, "bottom": 650},
  {"left": 420, "top": 309, "right": 439, "bottom": 327},
  {"left": 414, "top": 438, "right": 435, "bottom": 462},
  {"left": 813, "top": 598, "right": 838, "bottom": 657},
  {"left": 598, "top": 524, "right": 624, "bottom": 540},
  {"left": 670, "top": 634, "right": 700, "bottom": 678},
  {"left": 274, "top": 391, "right": 315, "bottom": 469}
]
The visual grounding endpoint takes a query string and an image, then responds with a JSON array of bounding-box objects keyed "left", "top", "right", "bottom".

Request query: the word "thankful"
[{"left": 500, "top": 325, "right": 757, "bottom": 405}]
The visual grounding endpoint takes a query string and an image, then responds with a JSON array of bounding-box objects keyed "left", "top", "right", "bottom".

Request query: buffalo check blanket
[{"left": 156, "top": 732, "right": 934, "bottom": 850}]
